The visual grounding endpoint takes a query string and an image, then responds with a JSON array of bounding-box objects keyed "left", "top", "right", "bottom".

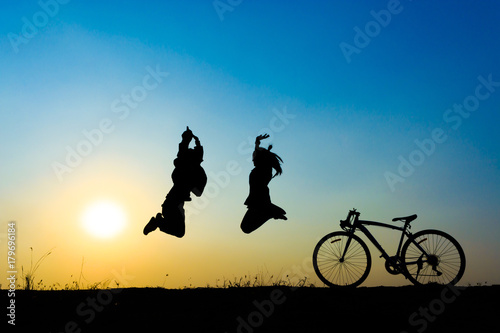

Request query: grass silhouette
[
  {"left": 18, "top": 250, "right": 311, "bottom": 290},
  {"left": 212, "top": 269, "right": 311, "bottom": 289},
  {"left": 21, "top": 247, "right": 53, "bottom": 290}
]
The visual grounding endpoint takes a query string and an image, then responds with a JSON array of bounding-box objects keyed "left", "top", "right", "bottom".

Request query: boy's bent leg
[{"left": 158, "top": 198, "right": 186, "bottom": 238}]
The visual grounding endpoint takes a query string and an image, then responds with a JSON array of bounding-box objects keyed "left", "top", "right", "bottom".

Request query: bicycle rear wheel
[
  {"left": 401, "top": 229, "right": 466, "bottom": 286},
  {"left": 312, "top": 231, "right": 371, "bottom": 287}
]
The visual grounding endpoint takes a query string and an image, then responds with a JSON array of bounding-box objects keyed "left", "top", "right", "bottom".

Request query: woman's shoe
[{"left": 275, "top": 214, "right": 288, "bottom": 221}]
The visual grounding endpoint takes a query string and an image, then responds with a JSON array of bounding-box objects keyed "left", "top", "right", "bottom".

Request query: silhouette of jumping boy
[
  {"left": 143, "top": 127, "right": 207, "bottom": 238},
  {"left": 241, "top": 134, "right": 287, "bottom": 233}
]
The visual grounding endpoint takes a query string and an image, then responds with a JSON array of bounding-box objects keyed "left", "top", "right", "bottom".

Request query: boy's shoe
[{"left": 143, "top": 216, "right": 159, "bottom": 235}]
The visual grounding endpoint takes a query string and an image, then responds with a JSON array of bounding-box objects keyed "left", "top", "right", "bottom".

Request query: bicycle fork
[{"left": 339, "top": 232, "right": 355, "bottom": 262}]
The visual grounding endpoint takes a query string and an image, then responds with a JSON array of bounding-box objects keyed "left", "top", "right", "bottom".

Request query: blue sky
[{"left": 1, "top": 0, "right": 499, "bottom": 287}]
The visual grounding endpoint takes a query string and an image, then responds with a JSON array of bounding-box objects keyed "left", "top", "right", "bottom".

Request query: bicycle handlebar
[{"left": 340, "top": 208, "right": 360, "bottom": 230}]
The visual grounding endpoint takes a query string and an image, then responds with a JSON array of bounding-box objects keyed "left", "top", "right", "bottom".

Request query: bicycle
[{"left": 312, "top": 209, "right": 466, "bottom": 287}]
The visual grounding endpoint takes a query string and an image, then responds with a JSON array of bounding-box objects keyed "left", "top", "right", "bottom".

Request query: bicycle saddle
[{"left": 392, "top": 214, "right": 417, "bottom": 223}]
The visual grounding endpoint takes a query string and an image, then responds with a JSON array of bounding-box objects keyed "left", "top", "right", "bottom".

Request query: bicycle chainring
[{"left": 385, "top": 256, "right": 403, "bottom": 275}]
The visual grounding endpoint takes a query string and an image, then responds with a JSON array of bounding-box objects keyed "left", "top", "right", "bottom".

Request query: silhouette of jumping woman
[
  {"left": 241, "top": 134, "right": 287, "bottom": 233},
  {"left": 143, "top": 127, "right": 207, "bottom": 238}
]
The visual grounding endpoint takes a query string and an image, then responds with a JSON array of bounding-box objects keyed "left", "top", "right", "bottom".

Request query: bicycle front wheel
[
  {"left": 402, "top": 229, "right": 466, "bottom": 286},
  {"left": 312, "top": 231, "right": 371, "bottom": 287}
]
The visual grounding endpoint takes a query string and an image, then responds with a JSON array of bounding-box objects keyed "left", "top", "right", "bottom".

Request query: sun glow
[{"left": 81, "top": 200, "right": 127, "bottom": 239}]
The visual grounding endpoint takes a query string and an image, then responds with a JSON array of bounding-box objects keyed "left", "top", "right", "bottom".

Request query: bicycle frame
[
  {"left": 340, "top": 209, "right": 426, "bottom": 265},
  {"left": 352, "top": 220, "right": 409, "bottom": 262}
]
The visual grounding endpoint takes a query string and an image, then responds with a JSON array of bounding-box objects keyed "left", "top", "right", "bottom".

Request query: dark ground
[{"left": 2, "top": 285, "right": 499, "bottom": 333}]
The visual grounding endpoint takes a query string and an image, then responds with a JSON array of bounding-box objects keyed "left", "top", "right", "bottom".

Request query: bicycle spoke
[
  {"left": 313, "top": 232, "right": 371, "bottom": 287},
  {"left": 402, "top": 230, "right": 465, "bottom": 286}
]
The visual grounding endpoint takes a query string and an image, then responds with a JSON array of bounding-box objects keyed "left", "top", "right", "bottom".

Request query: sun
[{"left": 81, "top": 200, "right": 127, "bottom": 239}]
